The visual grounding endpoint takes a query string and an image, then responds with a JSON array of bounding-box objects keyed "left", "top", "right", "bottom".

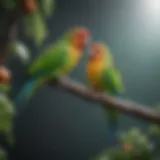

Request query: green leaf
[
  {"left": 0, "top": 84, "right": 11, "bottom": 94},
  {"left": 23, "top": 11, "right": 48, "bottom": 46},
  {"left": 0, "top": 149, "right": 7, "bottom": 160},
  {"left": 0, "top": 94, "right": 15, "bottom": 134},
  {"left": 39, "top": 0, "right": 55, "bottom": 17},
  {"left": 23, "top": 14, "right": 35, "bottom": 38},
  {"left": 148, "top": 124, "right": 160, "bottom": 135}
]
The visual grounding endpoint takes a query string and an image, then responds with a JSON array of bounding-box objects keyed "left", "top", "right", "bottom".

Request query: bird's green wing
[
  {"left": 100, "top": 65, "right": 124, "bottom": 145},
  {"left": 100, "top": 66, "right": 124, "bottom": 95},
  {"left": 28, "top": 41, "right": 69, "bottom": 77}
]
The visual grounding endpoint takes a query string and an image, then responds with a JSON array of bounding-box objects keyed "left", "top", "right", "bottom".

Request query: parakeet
[
  {"left": 86, "top": 43, "right": 124, "bottom": 145},
  {"left": 15, "top": 27, "right": 90, "bottom": 107}
]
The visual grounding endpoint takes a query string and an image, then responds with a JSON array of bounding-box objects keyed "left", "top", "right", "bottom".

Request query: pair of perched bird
[{"left": 15, "top": 26, "right": 124, "bottom": 144}]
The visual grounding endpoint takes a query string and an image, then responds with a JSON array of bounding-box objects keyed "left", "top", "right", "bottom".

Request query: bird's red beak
[
  {"left": 78, "top": 29, "right": 90, "bottom": 50},
  {"left": 88, "top": 48, "right": 96, "bottom": 59}
]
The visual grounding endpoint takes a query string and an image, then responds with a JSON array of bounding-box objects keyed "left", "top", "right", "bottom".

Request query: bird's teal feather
[
  {"left": 15, "top": 77, "right": 39, "bottom": 107},
  {"left": 14, "top": 41, "right": 71, "bottom": 110}
]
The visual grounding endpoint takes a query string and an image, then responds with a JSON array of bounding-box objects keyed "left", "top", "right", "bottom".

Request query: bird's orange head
[
  {"left": 88, "top": 43, "right": 106, "bottom": 60},
  {"left": 71, "top": 27, "right": 89, "bottom": 51}
]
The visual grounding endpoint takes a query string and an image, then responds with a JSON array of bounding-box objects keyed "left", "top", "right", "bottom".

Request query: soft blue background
[{"left": 7, "top": 0, "right": 160, "bottom": 159}]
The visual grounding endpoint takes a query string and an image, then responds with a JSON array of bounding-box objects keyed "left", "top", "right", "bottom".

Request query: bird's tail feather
[
  {"left": 14, "top": 77, "right": 39, "bottom": 108},
  {"left": 103, "top": 105, "right": 119, "bottom": 146},
  {"left": 107, "top": 115, "right": 118, "bottom": 146}
]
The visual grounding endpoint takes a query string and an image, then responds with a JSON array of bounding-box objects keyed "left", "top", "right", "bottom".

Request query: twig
[
  {"left": 0, "top": 8, "right": 20, "bottom": 63},
  {"left": 50, "top": 76, "right": 160, "bottom": 124},
  {"left": 0, "top": 7, "right": 21, "bottom": 153}
]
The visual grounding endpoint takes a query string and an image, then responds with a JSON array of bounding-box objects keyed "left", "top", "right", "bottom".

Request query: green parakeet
[
  {"left": 15, "top": 27, "right": 90, "bottom": 107},
  {"left": 86, "top": 43, "right": 124, "bottom": 145}
]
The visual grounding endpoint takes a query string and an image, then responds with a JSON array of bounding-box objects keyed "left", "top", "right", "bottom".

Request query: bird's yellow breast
[
  {"left": 60, "top": 46, "right": 81, "bottom": 74},
  {"left": 86, "top": 59, "right": 104, "bottom": 89}
]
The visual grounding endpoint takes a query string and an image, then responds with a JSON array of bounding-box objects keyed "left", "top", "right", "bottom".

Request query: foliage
[
  {"left": 21, "top": 0, "right": 54, "bottom": 46},
  {"left": 93, "top": 127, "right": 153, "bottom": 160},
  {"left": 0, "top": 0, "right": 56, "bottom": 158},
  {"left": 1, "top": 0, "right": 55, "bottom": 47},
  {"left": 23, "top": 11, "right": 48, "bottom": 47},
  {"left": 0, "top": 0, "right": 160, "bottom": 160},
  {"left": 0, "top": 149, "right": 7, "bottom": 160},
  {"left": 38, "top": 0, "right": 55, "bottom": 17}
]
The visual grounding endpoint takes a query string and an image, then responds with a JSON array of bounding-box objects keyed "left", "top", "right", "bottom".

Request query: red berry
[{"left": 21, "top": 0, "right": 37, "bottom": 14}]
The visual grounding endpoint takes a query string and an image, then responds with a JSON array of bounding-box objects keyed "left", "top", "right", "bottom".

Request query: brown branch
[{"left": 50, "top": 76, "right": 160, "bottom": 124}]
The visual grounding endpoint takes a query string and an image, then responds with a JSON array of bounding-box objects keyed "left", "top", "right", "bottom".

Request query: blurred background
[{"left": 5, "top": 0, "right": 160, "bottom": 159}]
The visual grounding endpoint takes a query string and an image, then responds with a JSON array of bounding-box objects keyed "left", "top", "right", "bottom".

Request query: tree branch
[{"left": 50, "top": 76, "right": 160, "bottom": 124}]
